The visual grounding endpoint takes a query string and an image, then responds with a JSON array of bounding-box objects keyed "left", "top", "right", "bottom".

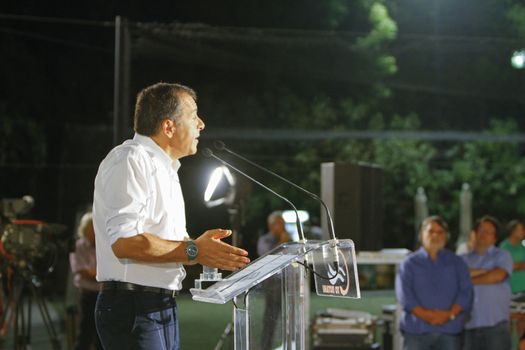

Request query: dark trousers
[
  {"left": 74, "top": 290, "right": 103, "bottom": 350},
  {"left": 464, "top": 321, "right": 511, "bottom": 350},
  {"left": 402, "top": 332, "right": 461, "bottom": 350},
  {"left": 95, "top": 290, "right": 179, "bottom": 350}
]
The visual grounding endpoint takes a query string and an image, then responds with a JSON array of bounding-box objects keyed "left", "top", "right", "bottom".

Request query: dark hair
[
  {"left": 133, "top": 82, "right": 197, "bottom": 136},
  {"left": 420, "top": 215, "right": 449, "bottom": 234},
  {"left": 473, "top": 215, "right": 500, "bottom": 236},
  {"left": 506, "top": 219, "right": 523, "bottom": 237}
]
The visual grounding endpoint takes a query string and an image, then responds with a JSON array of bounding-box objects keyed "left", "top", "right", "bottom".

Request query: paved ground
[{"left": 0, "top": 294, "right": 68, "bottom": 350}]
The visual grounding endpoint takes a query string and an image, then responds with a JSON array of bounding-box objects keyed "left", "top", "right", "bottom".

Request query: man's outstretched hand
[{"left": 194, "top": 229, "right": 250, "bottom": 271}]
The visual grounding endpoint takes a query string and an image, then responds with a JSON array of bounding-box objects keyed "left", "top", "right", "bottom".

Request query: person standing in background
[
  {"left": 461, "top": 216, "right": 513, "bottom": 350},
  {"left": 499, "top": 220, "right": 525, "bottom": 339},
  {"left": 396, "top": 215, "right": 472, "bottom": 350},
  {"left": 69, "top": 212, "right": 102, "bottom": 350},
  {"left": 456, "top": 230, "right": 476, "bottom": 255},
  {"left": 499, "top": 220, "right": 525, "bottom": 294},
  {"left": 257, "top": 211, "right": 290, "bottom": 257}
]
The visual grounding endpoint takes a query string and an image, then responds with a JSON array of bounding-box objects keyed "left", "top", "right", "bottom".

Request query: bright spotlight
[
  {"left": 204, "top": 166, "right": 236, "bottom": 208},
  {"left": 282, "top": 210, "right": 310, "bottom": 224},
  {"left": 204, "top": 167, "right": 225, "bottom": 202},
  {"left": 511, "top": 50, "right": 525, "bottom": 69}
]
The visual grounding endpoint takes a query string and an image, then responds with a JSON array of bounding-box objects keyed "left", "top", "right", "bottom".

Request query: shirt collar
[
  {"left": 417, "top": 246, "right": 429, "bottom": 258},
  {"left": 133, "top": 133, "right": 181, "bottom": 172},
  {"left": 417, "top": 246, "right": 445, "bottom": 260},
  {"left": 471, "top": 244, "right": 496, "bottom": 257}
]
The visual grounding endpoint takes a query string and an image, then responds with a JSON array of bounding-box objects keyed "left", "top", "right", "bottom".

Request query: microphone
[
  {"left": 201, "top": 148, "right": 306, "bottom": 242},
  {"left": 213, "top": 140, "right": 337, "bottom": 242},
  {"left": 213, "top": 141, "right": 340, "bottom": 270}
]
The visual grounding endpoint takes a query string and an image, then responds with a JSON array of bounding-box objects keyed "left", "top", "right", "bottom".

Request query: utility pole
[{"left": 113, "top": 15, "right": 132, "bottom": 146}]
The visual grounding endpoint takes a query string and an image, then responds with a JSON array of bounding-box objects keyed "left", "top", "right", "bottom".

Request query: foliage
[
  {"left": 449, "top": 120, "right": 525, "bottom": 224},
  {"left": 230, "top": 0, "right": 525, "bottom": 249},
  {"left": 218, "top": 0, "right": 402, "bottom": 243},
  {"left": 507, "top": 4, "right": 525, "bottom": 38},
  {"left": 235, "top": 82, "right": 525, "bottom": 248},
  {"left": 292, "top": 113, "right": 525, "bottom": 248}
]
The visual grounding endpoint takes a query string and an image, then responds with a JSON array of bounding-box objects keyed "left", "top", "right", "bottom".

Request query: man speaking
[{"left": 92, "top": 82, "right": 250, "bottom": 349}]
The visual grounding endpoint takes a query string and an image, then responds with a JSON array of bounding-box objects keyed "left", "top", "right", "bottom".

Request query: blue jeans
[
  {"left": 403, "top": 332, "right": 461, "bottom": 350},
  {"left": 464, "top": 321, "right": 511, "bottom": 350},
  {"left": 95, "top": 290, "right": 179, "bottom": 350}
]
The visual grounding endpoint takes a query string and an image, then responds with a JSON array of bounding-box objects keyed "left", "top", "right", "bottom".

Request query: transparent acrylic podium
[{"left": 190, "top": 239, "right": 360, "bottom": 350}]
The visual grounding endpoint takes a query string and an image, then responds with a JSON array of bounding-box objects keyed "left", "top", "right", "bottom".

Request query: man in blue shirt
[
  {"left": 396, "top": 216, "right": 472, "bottom": 350},
  {"left": 257, "top": 211, "right": 290, "bottom": 257},
  {"left": 461, "top": 216, "right": 513, "bottom": 350}
]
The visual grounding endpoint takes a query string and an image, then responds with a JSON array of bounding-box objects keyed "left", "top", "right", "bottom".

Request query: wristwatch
[{"left": 186, "top": 240, "right": 199, "bottom": 261}]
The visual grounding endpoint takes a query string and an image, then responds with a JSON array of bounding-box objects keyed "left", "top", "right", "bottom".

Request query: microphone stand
[
  {"left": 212, "top": 141, "right": 341, "bottom": 266},
  {"left": 214, "top": 140, "right": 336, "bottom": 242},
  {"left": 201, "top": 148, "right": 311, "bottom": 349},
  {"left": 202, "top": 148, "right": 307, "bottom": 242}
]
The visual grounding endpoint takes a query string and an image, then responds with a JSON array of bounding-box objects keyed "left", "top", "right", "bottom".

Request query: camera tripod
[{"left": 1, "top": 264, "right": 61, "bottom": 350}]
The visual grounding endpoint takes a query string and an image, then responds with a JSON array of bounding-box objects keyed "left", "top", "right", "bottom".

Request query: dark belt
[{"left": 101, "top": 281, "right": 179, "bottom": 298}]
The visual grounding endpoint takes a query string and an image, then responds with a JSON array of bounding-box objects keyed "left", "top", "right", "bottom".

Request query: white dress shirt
[{"left": 93, "top": 133, "right": 188, "bottom": 290}]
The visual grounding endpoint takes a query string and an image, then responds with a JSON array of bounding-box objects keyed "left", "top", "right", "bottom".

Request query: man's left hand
[{"left": 194, "top": 229, "right": 250, "bottom": 271}]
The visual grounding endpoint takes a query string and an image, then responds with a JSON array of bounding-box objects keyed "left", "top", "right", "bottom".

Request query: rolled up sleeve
[{"left": 100, "top": 153, "right": 151, "bottom": 245}]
